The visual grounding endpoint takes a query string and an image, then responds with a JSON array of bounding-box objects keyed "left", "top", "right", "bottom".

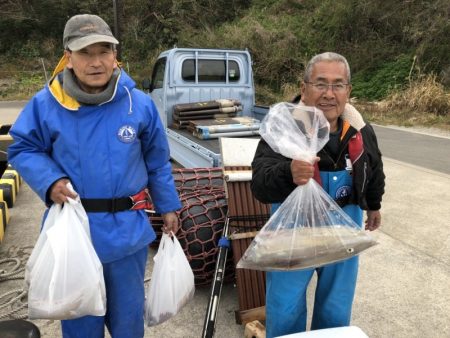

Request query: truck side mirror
[{"left": 142, "top": 79, "right": 153, "bottom": 92}]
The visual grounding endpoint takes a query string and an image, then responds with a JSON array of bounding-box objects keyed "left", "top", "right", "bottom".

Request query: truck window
[
  {"left": 182, "top": 59, "right": 241, "bottom": 83},
  {"left": 151, "top": 57, "right": 166, "bottom": 89}
]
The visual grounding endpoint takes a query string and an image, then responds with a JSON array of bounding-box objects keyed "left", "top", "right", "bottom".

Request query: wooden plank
[
  {"left": 235, "top": 305, "right": 266, "bottom": 325},
  {"left": 229, "top": 231, "right": 258, "bottom": 240}
]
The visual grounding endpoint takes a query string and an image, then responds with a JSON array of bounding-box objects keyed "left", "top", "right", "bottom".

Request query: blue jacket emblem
[{"left": 118, "top": 125, "right": 137, "bottom": 143}]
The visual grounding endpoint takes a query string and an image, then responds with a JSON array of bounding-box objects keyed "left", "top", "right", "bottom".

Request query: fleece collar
[{"left": 342, "top": 103, "right": 366, "bottom": 131}]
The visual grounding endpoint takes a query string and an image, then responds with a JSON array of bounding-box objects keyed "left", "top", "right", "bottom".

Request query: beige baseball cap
[{"left": 63, "top": 14, "right": 119, "bottom": 51}]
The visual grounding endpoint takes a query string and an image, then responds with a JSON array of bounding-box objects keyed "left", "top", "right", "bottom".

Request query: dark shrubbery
[
  {"left": 351, "top": 55, "right": 414, "bottom": 101},
  {"left": 0, "top": 0, "right": 448, "bottom": 105}
]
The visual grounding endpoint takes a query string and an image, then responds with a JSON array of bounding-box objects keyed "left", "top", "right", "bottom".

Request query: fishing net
[{"left": 148, "top": 168, "right": 234, "bottom": 286}]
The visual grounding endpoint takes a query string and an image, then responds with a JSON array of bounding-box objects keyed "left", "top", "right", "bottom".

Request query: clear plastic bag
[
  {"left": 237, "top": 103, "right": 377, "bottom": 271},
  {"left": 145, "top": 233, "right": 195, "bottom": 326},
  {"left": 26, "top": 193, "right": 106, "bottom": 319}
]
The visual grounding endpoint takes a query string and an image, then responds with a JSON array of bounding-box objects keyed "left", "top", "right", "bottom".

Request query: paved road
[
  {"left": 0, "top": 100, "right": 27, "bottom": 125},
  {"left": 373, "top": 125, "right": 450, "bottom": 174}
]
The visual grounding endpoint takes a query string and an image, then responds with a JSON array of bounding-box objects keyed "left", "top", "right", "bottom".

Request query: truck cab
[{"left": 144, "top": 48, "right": 267, "bottom": 168}]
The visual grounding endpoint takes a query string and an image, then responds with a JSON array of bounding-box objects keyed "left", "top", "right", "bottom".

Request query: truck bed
[
  {"left": 165, "top": 106, "right": 268, "bottom": 168},
  {"left": 169, "top": 127, "right": 221, "bottom": 153},
  {"left": 167, "top": 126, "right": 261, "bottom": 168}
]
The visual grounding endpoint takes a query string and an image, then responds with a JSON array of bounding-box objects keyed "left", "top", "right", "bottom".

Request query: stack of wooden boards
[
  {"left": 0, "top": 166, "right": 23, "bottom": 242},
  {"left": 188, "top": 116, "right": 260, "bottom": 140},
  {"left": 172, "top": 99, "right": 261, "bottom": 139}
]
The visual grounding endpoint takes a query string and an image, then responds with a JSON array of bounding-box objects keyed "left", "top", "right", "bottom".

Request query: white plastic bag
[
  {"left": 145, "top": 233, "right": 195, "bottom": 326},
  {"left": 26, "top": 192, "right": 106, "bottom": 319},
  {"left": 237, "top": 103, "right": 377, "bottom": 271},
  {"left": 25, "top": 202, "right": 61, "bottom": 285}
]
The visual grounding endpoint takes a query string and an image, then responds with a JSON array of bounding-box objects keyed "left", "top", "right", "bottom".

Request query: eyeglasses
[{"left": 305, "top": 82, "right": 350, "bottom": 93}]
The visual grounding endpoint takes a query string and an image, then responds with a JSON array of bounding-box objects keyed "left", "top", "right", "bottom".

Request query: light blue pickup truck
[{"left": 143, "top": 48, "right": 269, "bottom": 168}]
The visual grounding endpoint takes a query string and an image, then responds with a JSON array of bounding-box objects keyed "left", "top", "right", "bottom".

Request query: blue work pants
[{"left": 265, "top": 256, "right": 359, "bottom": 338}]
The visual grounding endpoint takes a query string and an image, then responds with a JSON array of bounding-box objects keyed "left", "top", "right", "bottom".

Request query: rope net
[
  {"left": 173, "top": 167, "right": 224, "bottom": 193},
  {"left": 0, "top": 246, "right": 33, "bottom": 319},
  {"left": 148, "top": 168, "right": 234, "bottom": 286}
]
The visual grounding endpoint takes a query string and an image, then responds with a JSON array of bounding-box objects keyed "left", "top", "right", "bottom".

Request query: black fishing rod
[{"left": 202, "top": 216, "right": 231, "bottom": 338}]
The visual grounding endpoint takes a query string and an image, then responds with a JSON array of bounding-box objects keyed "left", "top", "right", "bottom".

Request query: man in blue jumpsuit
[
  {"left": 251, "top": 52, "right": 385, "bottom": 337},
  {"left": 8, "top": 14, "right": 181, "bottom": 338}
]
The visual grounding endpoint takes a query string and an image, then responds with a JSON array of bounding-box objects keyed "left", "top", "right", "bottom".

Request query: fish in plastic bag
[{"left": 237, "top": 103, "right": 377, "bottom": 271}]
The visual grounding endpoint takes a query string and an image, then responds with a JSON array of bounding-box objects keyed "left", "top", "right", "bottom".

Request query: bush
[
  {"left": 351, "top": 55, "right": 413, "bottom": 100},
  {"left": 383, "top": 74, "right": 450, "bottom": 116}
]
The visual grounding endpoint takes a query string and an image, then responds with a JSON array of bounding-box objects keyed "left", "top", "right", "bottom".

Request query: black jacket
[{"left": 251, "top": 115, "right": 385, "bottom": 211}]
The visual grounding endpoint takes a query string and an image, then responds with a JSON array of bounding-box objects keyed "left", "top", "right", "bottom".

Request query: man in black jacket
[{"left": 251, "top": 52, "right": 385, "bottom": 337}]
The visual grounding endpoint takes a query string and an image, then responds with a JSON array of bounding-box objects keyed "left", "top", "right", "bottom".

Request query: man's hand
[
  {"left": 365, "top": 210, "right": 381, "bottom": 231},
  {"left": 291, "top": 157, "right": 319, "bottom": 186},
  {"left": 50, "top": 178, "right": 77, "bottom": 204},
  {"left": 162, "top": 211, "right": 179, "bottom": 235}
]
